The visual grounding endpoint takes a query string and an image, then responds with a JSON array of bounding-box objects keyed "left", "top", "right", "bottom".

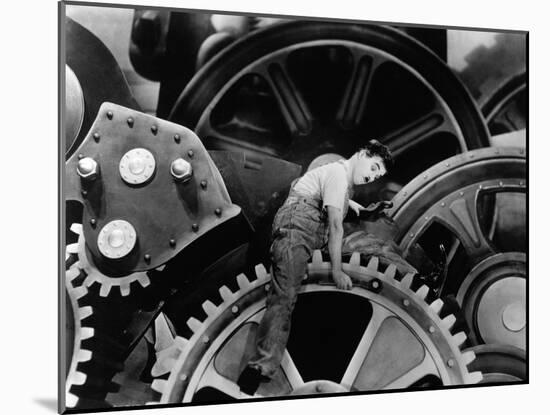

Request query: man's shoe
[{"left": 237, "top": 366, "right": 268, "bottom": 395}]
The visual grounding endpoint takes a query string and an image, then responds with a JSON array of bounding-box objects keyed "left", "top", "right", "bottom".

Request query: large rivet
[
  {"left": 78, "top": 153, "right": 84, "bottom": 159},
  {"left": 187, "top": 150, "right": 194, "bottom": 158},
  {"left": 499, "top": 181, "right": 504, "bottom": 187},
  {"left": 200, "top": 180, "right": 207, "bottom": 189},
  {"left": 127, "top": 117, "right": 134, "bottom": 127},
  {"left": 90, "top": 218, "right": 97, "bottom": 227},
  {"left": 144, "top": 254, "right": 151, "bottom": 263},
  {"left": 97, "top": 220, "right": 137, "bottom": 259},
  {"left": 171, "top": 158, "right": 193, "bottom": 182},
  {"left": 169, "top": 239, "right": 176, "bottom": 248},
  {"left": 440, "top": 202, "right": 445, "bottom": 207},
  {"left": 180, "top": 374, "right": 188, "bottom": 382},
  {"left": 215, "top": 208, "right": 222, "bottom": 217},
  {"left": 107, "top": 110, "right": 113, "bottom": 120},
  {"left": 92, "top": 132, "right": 100, "bottom": 142},
  {"left": 192, "top": 223, "right": 199, "bottom": 232},
  {"left": 403, "top": 299, "right": 410, "bottom": 307},
  {"left": 202, "top": 336, "right": 209, "bottom": 344},
  {"left": 174, "top": 134, "right": 181, "bottom": 143},
  {"left": 409, "top": 233, "right": 415, "bottom": 238},
  {"left": 429, "top": 326, "right": 435, "bottom": 333},
  {"left": 151, "top": 125, "right": 158, "bottom": 135},
  {"left": 445, "top": 162, "right": 450, "bottom": 167},
  {"left": 265, "top": 284, "right": 271, "bottom": 292},
  {"left": 424, "top": 216, "right": 429, "bottom": 221},
  {"left": 447, "top": 359, "right": 455, "bottom": 368},
  {"left": 459, "top": 191, "right": 464, "bottom": 196},
  {"left": 81, "top": 190, "right": 88, "bottom": 197},
  {"left": 231, "top": 306, "right": 239, "bottom": 314},
  {"left": 423, "top": 175, "right": 428, "bottom": 179},
  {"left": 77, "top": 157, "right": 99, "bottom": 180}
]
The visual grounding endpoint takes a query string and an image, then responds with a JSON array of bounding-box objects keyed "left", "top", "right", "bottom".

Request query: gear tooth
[
  {"left": 66, "top": 392, "right": 79, "bottom": 408},
  {"left": 429, "top": 298, "right": 444, "bottom": 315},
  {"left": 254, "top": 264, "right": 269, "bottom": 280},
  {"left": 367, "top": 256, "right": 379, "bottom": 270},
  {"left": 66, "top": 266, "right": 80, "bottom": 282},
  {"left": 442, "top": 314, "right": 456, "bottom": 330},
  {"left": 99, "top": 283, "right": 112, "bottom": 297},
  {"left": 66, "top": 243, "right": 79, "bottom": 254},
  {"left": 349, "top": 252, "right": 361, "bottom": 266},
  {"left": 468, "top": 371, "right": 483, "bottom": 384},
  {"left": 70, "top": 223, "right": 83, "bottom": 235},
  {"left": 78, "top": 306, "right": 93, "bottom": 320},
  {"left": 119, "top": 283, "right": 131, "bottom": 297},
  {"left": 312, "top": 250, "right": 323, "bottom": 265},
  {"left": 236, "top": 273, "right": 250, "bottom": 290},
  {"left": 384, "top": 263, "right": 397, "bottom": 278},
  {"left": 462, "top": 350, "right": 476, "bottom": 365},
  {"left": 202, "top": 300, "right": 217, "bottom": 317},
  {"left": 401, "top": 272, "right": 415, "bottom": 288},
  {"left": 151, "top": 356, "right": 175, "bottom": 377},
  {"left": 77, "top": 349, "right": 92, "bottom": 362},
  {"left": 151, "top": 379, "right": 167, "bottom": 394},
  {"left": 73, "top": 286, "right": 88, "bottom": 300},
  {"left": 71, "top": 371, "right": 87, "bottom": 386},
  {"left": 415, "top": 285, "right": 429, "bottom": 300},
  {"left": 452, "top": 332, "right": 467, "bottom": 347},
  {"left": 80, "top": 327, "right": 94, "bottom": 340},
  {"left": 219, "top": 286, "right": 233, "bottom": 302},
  {"left": 187, "top": 317, "right": 203, "bottom": 334},
  {"left": 137, "top": 273, "right": 151, "bottom": 288}
]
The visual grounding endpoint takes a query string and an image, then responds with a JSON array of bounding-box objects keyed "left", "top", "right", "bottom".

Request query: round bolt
[
  {"left": 77, "top": 157, "right": 99, "bottom": 180},
  {"left": 151, "top": 125, "right": 158, "bottom": 135},
  {"left": 92, "top": 132, "right": 100, "bottom": 142},
  {"left": 78, "top": 153, "right": 84, "bottom": 159},
  {"left": 440, "top": 202, "right": 445, "bottom": 207},
  {"left": 215, "top": 208, "right": 222, "bottom": 217},
  {"left": 409, "top": 233, "right": 415, "bottom": 238},
  {"left": 200, "top": 180, "right": 207, "bottom": 189},
  {"left": 231, "top": 305, "right": 239, "bottom": 314},
  {"left": 459, "top": 191, "right": 464, "bottom": 196},
  {"left": 192, "top": 223, "right": 199, "bottom": 232},
  {"left": 371, "top": 280, "right": 380, "bottom": 289},
  {"left": 169, "top": 239, "right": 176, "bottom": 248},
  {"left": 423, "top": 175, "right": 428, "bottom": 179},
  {"left": 403, "top": 299, "right": 410, "bottom": 307},
  {"left": 424, "top": 216, "right": 429, "bottom": 221},
  {"left": 174, "top": 134, "right": 181, "bottom": 143},
  {"left": 187, "top": 150, "right": 194, "bottom": 158},
  {"left": 81, "top": 190, "right": 88, "bottom": 197},
  {"left": 127, "top": 117, "right": 134, "bottom": 127},
  {"left": 180, "top": 374, "right": 188, "bottom": 382},
  {"left": 445, "top": 162, "right": 450, "bottom": 167},
  {"left": 144, "top": 254, "right": 151, "bottom": 263},
  {"left": 429, "top": 326, "right": 435, "bottom": 333},
  {"left": 171, "top": 158, "right": 193, "bottom": 182},
  {"left": 106, "top": 110, "right": 113, "bottom": 120},
  {"left": 447, "top": 359, "right": 455, "bottom": 368},
  {"left": 202, "top": 336, "right": 210, "bottom": 344},
  {"left": 90, "top": 218, "right": 97, "bottom": 227}
]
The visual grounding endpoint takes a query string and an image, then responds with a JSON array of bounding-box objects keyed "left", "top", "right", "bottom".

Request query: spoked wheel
[
  {"left": 150, "top": 252, "right": 481, "bottom": 404},
  {"left": 388, "top": 147, "right": 526, "bottom": 349},
  {"left": 169, "top": 21, "right": 489, "bottom": 201},
  {"left": 481, "top": 72, "right": 527, "bottom": 136}
]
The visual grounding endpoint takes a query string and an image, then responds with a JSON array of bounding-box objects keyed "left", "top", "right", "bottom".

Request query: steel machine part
[
  {"left": 388, "top": 147, "right": 526, "bottom": 349},
  {"left": 150, "top": 252, "right": 481, "bottom": 403},
  {"left": 168, "top": 20, "right": 490, "bottom": 204},
  {"left": 463, "top": 344, "right": 526, "bottom": 383},
  {"left": 481, "top": 72, "right": 527, "bottom": 136}
]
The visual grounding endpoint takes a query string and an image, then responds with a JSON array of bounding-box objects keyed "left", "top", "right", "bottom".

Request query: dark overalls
[{"left": 247, "top": 189, "right": 348, "bottom": 378}]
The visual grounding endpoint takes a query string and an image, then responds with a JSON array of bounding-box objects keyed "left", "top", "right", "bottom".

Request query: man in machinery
[{"left": 237, "top": 139, "right": 394, "bottom": 395}]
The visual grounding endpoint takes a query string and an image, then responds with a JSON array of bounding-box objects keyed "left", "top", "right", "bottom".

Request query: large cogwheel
[
  {"left": 67, "top": 223, "right": 151, "bottom": 297},
  {"left": 150, "top": 251, "right": 481, "bottom": 404}
]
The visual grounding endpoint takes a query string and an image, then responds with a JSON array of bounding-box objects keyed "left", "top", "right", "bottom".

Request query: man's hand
[
  {"left": 349, "top": 200, "right": 365, "bottom": 216},
  {"left": 332, "top": 269, "right": 353, "bottom": 290}
]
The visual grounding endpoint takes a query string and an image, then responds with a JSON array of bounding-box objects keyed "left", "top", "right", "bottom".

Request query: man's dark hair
[{"left": 361, "top": 139, "right": 394, "bottom": 171}]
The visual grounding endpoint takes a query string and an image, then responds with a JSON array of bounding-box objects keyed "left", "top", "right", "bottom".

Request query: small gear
[
  {"left": 71, "top": 223, "right": 151, "bottom": 297},
  {"left": 150, "top": 251, "right": 482, "bottom": 403}
]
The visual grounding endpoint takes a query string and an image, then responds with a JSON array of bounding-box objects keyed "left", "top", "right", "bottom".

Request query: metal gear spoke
[
  {"left": 281, "top": 349, "right": 305, "bottom": 390},
  {"left": 382, "top": 354, "right": 439, "bottom": 390}
]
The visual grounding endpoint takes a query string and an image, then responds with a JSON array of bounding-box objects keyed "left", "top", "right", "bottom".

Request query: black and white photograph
[{"left": 59, "top": 1, "right": 527, "bottom": 413}]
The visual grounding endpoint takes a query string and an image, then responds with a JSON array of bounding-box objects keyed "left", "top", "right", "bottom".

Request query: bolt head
[
  {"left": 92, "top": 132, "right": 100, "bottom": 141},
  {"left": 403, "top": 299, "right": 410, "bottom": 307},
  {"left": 77, "top": 157, "right": 99, "bottom": 180},
  {"left": 127, "top": 117, "right": 134, "bottom": 127},
  {"left": 429, "top": 326, "right": 435, "bottom": 333},
  {"left": 169, "top": 239, "right": 176, "bottom": 247},
  {"left": 106, "top": 110, "right": 113, "bottom": 120},
  {"left": 192, "top": 223, "right": 199, "bottom": 232},
  {"left": 215, "top": 208, "right": 222, "bottom": 216},
  {"left": 174, "top": 134, "right": 181, "bottom": 143},
  {"left": 231, "top": 306, "right": 239, "bottom": 314},
  {"left": 151, "top": 125, "right": 158, "bottom": 135},
  {"left": 144, "top": 254, "right": 151, "bottom": 262},
  {"left": 187, "top": 150, "right": 194, "bottom": 158},
  {"left": 447, "top": 359, "right": 455, "bottom": 368},
  {"left": 171, "top": 158, "right": 193, "bottom": 181},
  {"left": 90, "top": 218, "right": 97, "bottom": 227},
  {"left": 200, "top": 180, "right": 207, "bottom": 189}
]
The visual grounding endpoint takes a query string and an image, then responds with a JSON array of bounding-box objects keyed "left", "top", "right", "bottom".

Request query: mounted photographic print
[{"left": 59, "top": 1, "right": 527, "bottom": 413}]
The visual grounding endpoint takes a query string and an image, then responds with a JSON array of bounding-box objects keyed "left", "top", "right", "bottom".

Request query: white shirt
[{"left": 292, "top": 160, "right": 351, "bottom": 213}]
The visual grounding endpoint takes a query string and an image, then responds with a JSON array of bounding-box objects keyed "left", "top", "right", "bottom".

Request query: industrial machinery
[{"left": 62, "top": 10, "right": 527, "bottom": 411}]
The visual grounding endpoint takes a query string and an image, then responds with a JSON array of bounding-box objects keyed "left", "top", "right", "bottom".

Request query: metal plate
[{"left": 65, "top": 103, "right": 241, "bottom": 275}]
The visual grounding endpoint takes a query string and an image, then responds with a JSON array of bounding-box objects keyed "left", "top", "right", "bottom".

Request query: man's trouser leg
[{"left": 247, "top": 229, "right": 310, "bottom": 378}]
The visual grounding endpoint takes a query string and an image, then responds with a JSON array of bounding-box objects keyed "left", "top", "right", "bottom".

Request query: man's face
[{"left": 352, "top": 153, "right": 387, "bottom": 185}]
